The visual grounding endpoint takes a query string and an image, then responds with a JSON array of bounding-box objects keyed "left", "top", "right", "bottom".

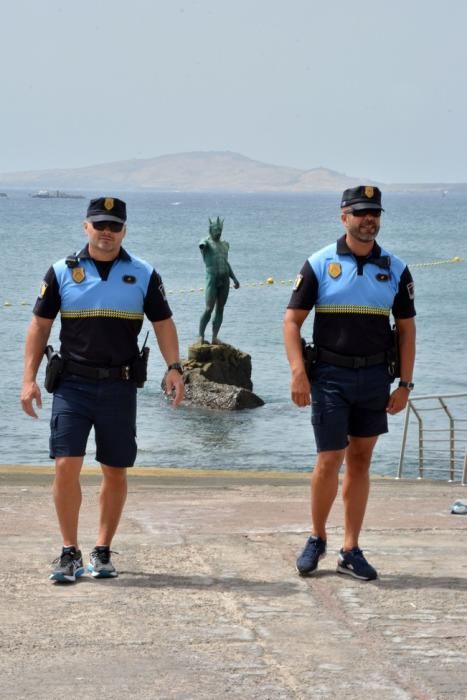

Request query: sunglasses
[
  {"left": 92, "top": 221, "right": 125, "bottom": 233},
  {"left": 351, "top": 209, "right": 382, "bottom": 218}
]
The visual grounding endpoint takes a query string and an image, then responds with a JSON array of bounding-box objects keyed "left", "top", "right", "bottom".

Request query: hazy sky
[{"left": 2, "top": 0, "right": 467, "bottom": 182}]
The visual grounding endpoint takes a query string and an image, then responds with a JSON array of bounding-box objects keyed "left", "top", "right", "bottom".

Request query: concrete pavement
[{"left": 1, "top": 466, "right": 467, "bottom": 699}]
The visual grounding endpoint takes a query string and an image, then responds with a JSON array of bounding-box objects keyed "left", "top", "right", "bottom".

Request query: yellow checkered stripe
[
  {"left": 61, "top": 309, "right": 144, "bottom": 320},
  {"left": 316, "top": 305, "right": 390, "bottom": 316}
]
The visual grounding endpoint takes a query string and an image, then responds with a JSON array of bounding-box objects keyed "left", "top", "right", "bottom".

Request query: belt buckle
[
  {"left": 121, "top": 365, "right": 131, "bottom": 381},
  {"left": 353, "top": 357, "right": 366, "bottom": 369}
]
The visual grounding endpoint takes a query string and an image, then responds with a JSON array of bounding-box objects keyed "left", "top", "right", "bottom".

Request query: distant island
[{"left": 0, "top": 151, "right": 465, "bottom": 194}]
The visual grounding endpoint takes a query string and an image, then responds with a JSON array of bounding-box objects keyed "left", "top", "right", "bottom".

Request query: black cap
[
  {"left": 86, "top": 197, "right": 127, "bottom": 223},
  {"left": 340, "top": 186, "right": 384, "bottom": 212}
]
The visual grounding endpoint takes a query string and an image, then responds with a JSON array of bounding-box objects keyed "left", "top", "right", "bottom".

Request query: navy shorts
[
  {"left": 310, "top": 363, "right": 391, "bottom": 452},
  {"left": 50, "top": 376, "right": 137, "bottom": 467}
]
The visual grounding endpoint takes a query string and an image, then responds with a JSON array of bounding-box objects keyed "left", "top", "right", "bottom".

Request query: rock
[
  {"left": 183, "top": 377, "right": 264, "bottom": 410},
  {"left": 187, "top": 342, "right": 253, "bottom": 390},
  {"left": 163, "top": 342, "right": 264, "bottom": 410}
]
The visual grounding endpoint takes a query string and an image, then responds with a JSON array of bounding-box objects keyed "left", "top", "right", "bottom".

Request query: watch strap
[
  {"left": 398, "top": 380, "right": 414, "bottom": 391},
  {"left": 167, "top": 362, "right": 183, "bottom": 375}
]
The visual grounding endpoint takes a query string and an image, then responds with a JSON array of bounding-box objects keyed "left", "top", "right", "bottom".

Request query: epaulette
[
  {"left": 65, "top": 253, "right": 80, "bottom": 268},
  {"left": 374, "top": 256, "right": 391, "bottom": 270}
]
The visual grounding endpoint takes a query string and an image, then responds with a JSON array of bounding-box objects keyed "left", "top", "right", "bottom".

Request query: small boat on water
[{"left": 31, "top": 189, "right": 85, "bottom": 199}]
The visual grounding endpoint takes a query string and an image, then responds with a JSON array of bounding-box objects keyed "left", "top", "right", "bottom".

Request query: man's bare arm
[
  {"left": 283, "top": 308, "right": 311, "bottom": 407},
  {"left": 152, "top": 318, "right": 184, "bottom": 407},
  {"left": 21, "top": 316, "right": 54, "bottom": 418}
]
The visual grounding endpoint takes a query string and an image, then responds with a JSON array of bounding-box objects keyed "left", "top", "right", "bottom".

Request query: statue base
[{"left": 172, "top": 342, "right": 264, "bottom": 410}]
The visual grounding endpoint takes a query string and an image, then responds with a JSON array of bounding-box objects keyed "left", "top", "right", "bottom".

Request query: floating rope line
[
  {"left": 166, "top": 256, "right": 466, "bottom": 294},
  {"left": 3, "top": 257, "right": 466, "bottom": 305}
]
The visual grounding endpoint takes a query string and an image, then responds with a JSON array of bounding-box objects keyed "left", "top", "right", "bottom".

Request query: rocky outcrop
[{"left": 166, "top": 342, "right": 264, "bottom": 410}]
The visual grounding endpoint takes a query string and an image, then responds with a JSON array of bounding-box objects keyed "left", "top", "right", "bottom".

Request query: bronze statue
[{"left": 198, "top": 217, "right": 240, "bottom": 344}]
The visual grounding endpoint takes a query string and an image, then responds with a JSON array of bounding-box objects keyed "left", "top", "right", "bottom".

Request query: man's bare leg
[
  {"left": 311, "top": 448, "right": 345, "bottom": 541},
  {"left": 53, "top": 456, "right": 84, "bottom": 547},
  {"left": 342, "top": 435, "right": 378, "bottom": 550},
  {"left": 96, "top": 464, "right": 128, "bottom": 547}
]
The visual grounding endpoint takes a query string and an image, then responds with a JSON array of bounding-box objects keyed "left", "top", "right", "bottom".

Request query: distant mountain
[
  {"left": 0, "top": 151, "right": 366, "bottom": 192},
  {"left": 0, "top": 151, "right": 464, "bottom": 193}
]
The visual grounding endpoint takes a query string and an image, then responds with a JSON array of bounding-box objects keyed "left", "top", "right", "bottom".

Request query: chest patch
[
  {"left": 328, "top": 262, "right": 342, "bottom": 279},
  {"left": 72, "top": 267, "right": 86, "bottom": 284},
  {"left": 123, "top": 275, "right": 136, "bottom": 284}
]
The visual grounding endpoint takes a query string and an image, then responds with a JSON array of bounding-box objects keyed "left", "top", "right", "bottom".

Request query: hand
[
  {"left": 386, "top": 387, "right": 410, "bottom": 415},
  {"left": 21, "top": 381, "right": 42, "bottom": 418},
  {"left": 233, "top": 280, "right": 240, "bottom": 289},
  {"left": 165, "top": 370, "right": 185, "bottom": 407},
  {"left": 290, "top": 370, "right": 311, "bottom": 408}
]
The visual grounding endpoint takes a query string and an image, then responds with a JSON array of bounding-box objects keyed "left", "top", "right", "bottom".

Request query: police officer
[
  {"left": 21, "top": 197, "right": 184, "bottom": 582},
  {"left": 283, "top": 186, "right": 416, "bottom": 581}
]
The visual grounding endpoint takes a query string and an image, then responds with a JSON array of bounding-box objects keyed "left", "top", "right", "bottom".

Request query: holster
[
  {"left": 132, "top": 346, "right": 150, "bottom": 388},
  {"left": 44, "top": 346, "right": 65, "bottom": 393},
  {"left": 388, "top": 326, "right": 400, "bottom": 378},
  {"left": 301, "top": 338, "right": 318, "bottom": 380}
]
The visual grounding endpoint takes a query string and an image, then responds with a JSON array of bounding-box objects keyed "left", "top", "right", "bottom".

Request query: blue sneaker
[
  {"left": 296, "top": 536, "right": 326, "bottom": 576},
  {"left": 336, "top": 547, "right": 377, "bottom": 581},
  {"left": 49, "top": 546, "right": 84, "bottom": 583},
  {"left": 87, "top": 546, "right": 118, "bottom": 578}
]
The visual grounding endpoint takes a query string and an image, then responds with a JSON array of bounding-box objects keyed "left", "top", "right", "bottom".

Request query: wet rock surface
[{"left": 170, "top": 342, "right": 264, "bottom": 410}]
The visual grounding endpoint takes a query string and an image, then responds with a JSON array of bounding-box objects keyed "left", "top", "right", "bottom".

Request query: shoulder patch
[
  {"left": 159, "top": 282, "right": 167, "bottom": 301},
  {"left": 39, "top": 280, "right": 48, "bottom": 298},
  {"left": 407, "top": 282, "right": 415, "bottom": 300},
  {"left": 293, "top": 273, "right": 303, "bottom": 291}
]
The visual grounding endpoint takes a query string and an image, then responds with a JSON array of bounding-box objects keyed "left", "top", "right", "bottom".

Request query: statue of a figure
[{"left": 198, "top": 217, "right": 240, "bottom": 344}]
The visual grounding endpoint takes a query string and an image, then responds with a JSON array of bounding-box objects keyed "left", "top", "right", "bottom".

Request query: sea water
[{"left": 1, "top": 190, "right": 466, "bottom": 476}]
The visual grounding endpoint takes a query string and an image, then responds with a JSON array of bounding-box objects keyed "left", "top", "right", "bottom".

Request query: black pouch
[
  {"left": 44, "top": 346, "right": 65, "bottom": 393},
  {"left": 388, "top": 326, "right": 400, "bottom": 378},
  {"left": 301, "top": 338, "right": 318, "bottom": 380},
  {"left": 132, "top": 347, "right": 150, "bottom": 388}
]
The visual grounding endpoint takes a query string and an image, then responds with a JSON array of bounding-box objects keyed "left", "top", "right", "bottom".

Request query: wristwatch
[
  {"left": 167, "top": 362, "right": 183, "bottom": 375},
  {"left": 398, "top": 380, "right": 414, "bottom": 391}
]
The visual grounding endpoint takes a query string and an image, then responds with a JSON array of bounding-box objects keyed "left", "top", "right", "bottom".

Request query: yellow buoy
[
  {"left": 266, "top": 277, "right": 274, "bottom": 284},
  {"left": 452, "top": 256, "right": 461, "bottom": 262}
]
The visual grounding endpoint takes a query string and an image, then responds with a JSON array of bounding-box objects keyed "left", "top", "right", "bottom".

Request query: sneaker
[
  {"left": 336, "top": 547, "right": 378, "bottom": 581},
  {"left": 49, "top": 546, "right": 84, "bottom": 583},
  {"left": 87, "top": 546, "right": 118, "bottom": 578},
  {"left": 296, "top": 535, "right": 326, "bottom": 576}
]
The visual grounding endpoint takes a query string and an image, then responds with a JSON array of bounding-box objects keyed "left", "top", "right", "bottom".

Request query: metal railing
[{"left": 396, "top": 393, "right": 467, "bottom": 483}]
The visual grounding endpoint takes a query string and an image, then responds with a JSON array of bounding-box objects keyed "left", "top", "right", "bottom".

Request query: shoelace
[
  {"left": 349, "top": 547, "right": 365, "bottom": 560},
  {"left": 303, "top": 538, "right": 323, "bottom": 556},
  {"left": 51, "top": 549, "right": 78, "bottom": 567},
  {"left": 92, "top": 548, "right": 118, "bottom": 565}
]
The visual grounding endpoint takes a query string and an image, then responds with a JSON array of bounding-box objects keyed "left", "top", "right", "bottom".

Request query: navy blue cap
[
  {"left": 86, "top": 197, "right": 127, "bottom": 223},
  {"left": 340, "top": 186, "right": 384, "bottom": 212}
]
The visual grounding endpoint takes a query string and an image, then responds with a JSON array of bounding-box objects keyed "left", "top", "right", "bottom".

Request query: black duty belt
[
  {"left": 317, "top": 347, "right": 388, "bottom": 369},
  {"left": 65, "top": 360, "right": 132, "bottom": 381}
]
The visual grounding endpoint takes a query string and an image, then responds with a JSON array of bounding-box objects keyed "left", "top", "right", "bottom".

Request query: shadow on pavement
[
  {"left": 378, "top": 574, "right": 467, "bottom": 590},
  {"left": 113, "top": 571, "right": 301, "bottom": 595}
]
